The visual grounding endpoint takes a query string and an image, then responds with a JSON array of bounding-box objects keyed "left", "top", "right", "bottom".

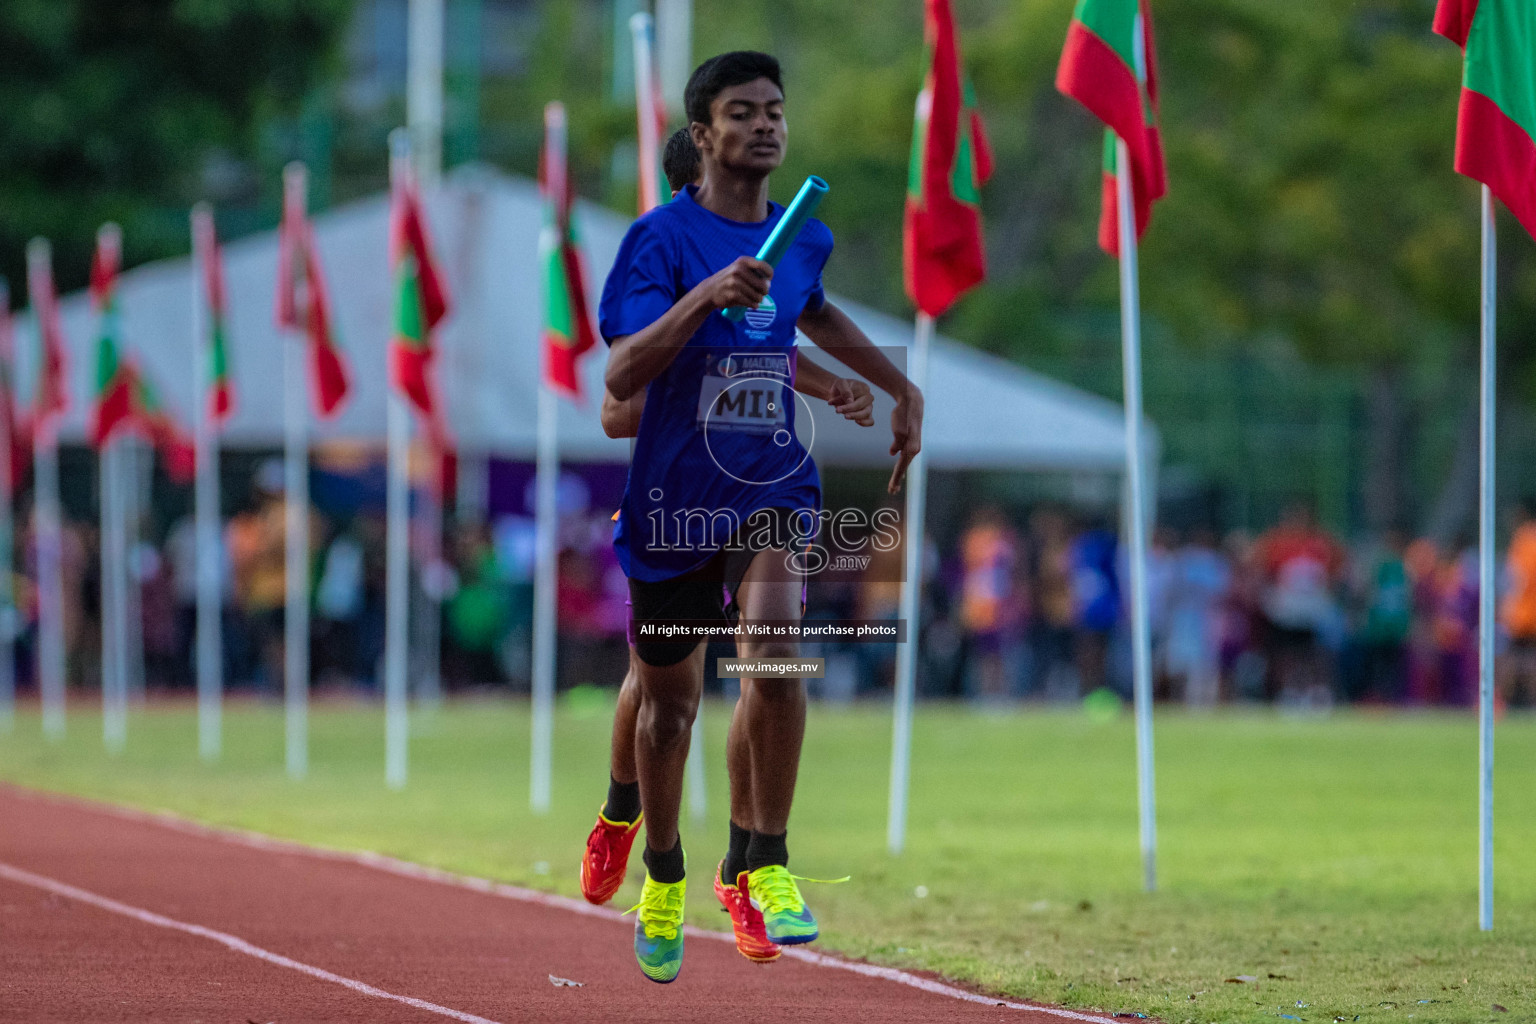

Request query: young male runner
[
  {"left": 598, "top": 51, "right": 923, "bottom": 983},
  {"left": 581, "top": 127, "right": 876, "bottom": 966}
]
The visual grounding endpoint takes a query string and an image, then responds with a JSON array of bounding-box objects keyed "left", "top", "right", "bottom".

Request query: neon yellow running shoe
[
  {"left": 627, "top": 873, "right": 686, "bottom": 983},
  {"left": 747, "top": 865, "right": 821, "bottom": 945}
]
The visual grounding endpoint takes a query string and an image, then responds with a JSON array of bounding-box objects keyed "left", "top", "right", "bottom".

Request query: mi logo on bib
[
  {"left": 695, "top": 349, "right": 812, "bottom": 484},
  {"left": 697, "top": 351, "right": 791, "bottom": 436},
  {"left": 741, "top": 294, "right": 777, "bottom": 338}
]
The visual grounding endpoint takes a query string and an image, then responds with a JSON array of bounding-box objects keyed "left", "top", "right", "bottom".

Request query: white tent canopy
[{"left": 40, "top": 166, "right": 1145, "bottom": 472}]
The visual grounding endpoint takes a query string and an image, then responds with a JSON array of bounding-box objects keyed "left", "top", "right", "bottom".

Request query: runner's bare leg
[
  {"left": 610, "top": 652, "right": 641, "bottom": 786},
  {"left": 733, "top": 550, "right": 807, "bottom": 834},
  {"left": 727, "top": 664, "right": 757, "bottom": 833},
  {"left": 634, "top": 644, "right": 707, "bottom": 855}
]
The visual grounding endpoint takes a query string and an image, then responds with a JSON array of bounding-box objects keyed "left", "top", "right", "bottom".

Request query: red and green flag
[
  {"left": 194, "top": 207, "right": 235, "bottom": 425},
  {"left": 90, "top": 224, "right": 136, "bottom": 448},
  {"left": 276, "top": 182, "right": 351, "bottom": 418},
  {"left": 26, "top": 239, "right": 69, "bottom": 431},
  {"left": 1056, "top": 0, "right": 1168, "bottom": 256},
  {"left": 903, "top": 0, "right": 994, "bottom": 318},
  {"left": 541, "top": 102, "right": 598, "bottom": 400},
  {"left": 1435, "top": 0, "right": 1536, "bottom": 240},
  {"left": 0, "top": 279, "right": 30, "bottom": 492},
  {"left": 125, "top": 363, "right": 195, "bottom": 484},
  {"left": 389, "top": 170, "right": 452, "bottom": 449}
]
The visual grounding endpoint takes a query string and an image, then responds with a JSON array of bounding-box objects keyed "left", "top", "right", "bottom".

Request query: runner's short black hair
[
  {"left": 662, "top": 127, "right": 700, "bottom": 192},
  {"left": 685, "top": 51, "right": 783, "bottom": 127}
]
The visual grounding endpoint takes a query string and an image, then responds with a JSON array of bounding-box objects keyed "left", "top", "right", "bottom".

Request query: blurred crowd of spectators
[
  {"left": 880, "top": 500, "right": 1536, "bottom": 710},
  {"left": 2, "top": 469, "right": 629, "bottom": 698},
  {"left": 11, "top": 469, "right": 1536, "bottom": 711}
]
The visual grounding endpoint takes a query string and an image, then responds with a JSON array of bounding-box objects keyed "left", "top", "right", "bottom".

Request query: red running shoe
[
  {"left": 713, "top": 861, "right": 781, "bottom": 963},
  {"left": 580, "top": 807, "right": 642, "bottom": 905}
]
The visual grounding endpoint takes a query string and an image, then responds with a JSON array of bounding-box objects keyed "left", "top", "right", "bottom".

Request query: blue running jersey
[{"left": 599, "top": 184, "right": 831, "bottom": 582}]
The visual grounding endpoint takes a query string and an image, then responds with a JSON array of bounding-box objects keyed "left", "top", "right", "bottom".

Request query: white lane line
[
  {"left": 0, "top": 859, "right": 504, "bottom": 1024},
  {"left": 778, "top": 946, "right": 1132, "bottom": 1022},
  {"left": 3, "top": 786, "right": 1131, "bottom": 1024}
]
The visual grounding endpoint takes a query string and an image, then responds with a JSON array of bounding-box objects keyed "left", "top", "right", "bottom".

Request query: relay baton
[{"left": 723, "top": 175, "right": 829, "bottom": 322}]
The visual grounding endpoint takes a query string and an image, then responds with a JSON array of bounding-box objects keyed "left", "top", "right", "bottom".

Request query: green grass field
[{"left": 2, "top": 696, "right": 1533, "bottom": 1023}]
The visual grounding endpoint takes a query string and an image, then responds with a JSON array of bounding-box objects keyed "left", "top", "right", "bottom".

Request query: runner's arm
[
  {"left": 601, "top": 388, "right": 646, "bottom": 438},
  {"left": 797, "top": 300, "right": 924, "bottom": 493},
  {"left": 794, "top": 352, "right": 875, "bottom": 427},
  {"left": 605, "top": 256, "right": 774, "bottom": 401}
]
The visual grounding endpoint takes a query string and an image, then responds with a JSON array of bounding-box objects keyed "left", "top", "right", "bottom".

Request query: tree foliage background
[
  {"left": 3, "top": 0, "right": 1533, "bottom": 535},
  {"left": 0, "top": 0, "right": 350, "bottom": 291}
]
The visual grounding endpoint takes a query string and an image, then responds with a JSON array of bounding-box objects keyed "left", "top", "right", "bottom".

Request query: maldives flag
[
  {"left": 26, "top": 239, "right": 69, "bottom": 431},
  {"left": 0, "top": 280, "right": 30, "bottom": 492},
  {"left": 276, "top": 176, "right": 351, "bottom": 418},
  {"left": 1435, "top": 0, "right": 1536, "bottom": 241},
  {"left": 1056, "top": 0, "right": 1168, "bottom": 256},
  {"left": 541, "top": 103, "right": 598, "bottom": 400},
  {"left": 194, "top": 207, "right": 235, "bottom": 425},
  {"left": 90, "top": 224, "right": 136, "bottom": 448},
  {"left": 126, "top": 364, "right": 195, "bottom": 484},
  {"left": 389, "top": 168, "right": 451, "bottom": 449},
  {"left": 903, "top": 0, "right": 993, "bottom": 318}
]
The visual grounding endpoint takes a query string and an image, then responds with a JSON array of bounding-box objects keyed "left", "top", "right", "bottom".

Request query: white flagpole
[
  {"left": 0, "top": 280, "right": 13, "bottom": 735},
  {"left": 106, "top": 454, "right": 133, "bottom": 749},
  {"left": 192, "top": 204, "right": 223, "bottom": 761},
  {"left": 408, "top": 0, "right": 446, "bottom": 714},
  {"left": 654, "top": 0, "right": 693, "bottom": 109},
  {"left": 123, "top": 434, "right": 146, "bottom": 705},
  {"left": 887, "top": 311, "right": 932, "bottom": 856},
  {"left": 282, "top": 164, "right": 311, "bottom": 781},
  {"left": 28, "top": 241, "right": 66, "bottom": 742},
  {"left": 685, "top": 707, "right": 707, "bottom": 823},
  {"left": 104, "top": 437, "right": 130, "bottom": 753},
  {"left": 95, "top": 225, "right": 129, "bottom": 753},
  {"left": 1115, "top": 136, "right": 1158, "bottom": 893},
  {"left": 34, "top": 421, "right": 65, "bottom": 743},
  {"left": 385, "top": 396, "right": 411, "bottom": 791},
  {"left": 385, "top": 129, "right": 414, "bottom": 791},
  {"left": 100, "top": 440, "right": 115, "bottom": 746},
  {"left": 1477, "top": 184, "right": 1496, "bottom": 932},
  {"left": 407, "top": 0, "right": 444, "bottom": 193},
  {"left": 34, "top": 417, "right": 65, "bottom": 743},
  {"left": 530, "top": 101, "right": 565, "bottom": 815},
  {"left": 631, "top": 12, "right": 662, "bottom": 213}
]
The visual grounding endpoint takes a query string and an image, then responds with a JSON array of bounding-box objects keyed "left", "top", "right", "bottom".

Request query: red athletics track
[{"left": 0, "top": 785, "right": 1134, "bottom": 1024}]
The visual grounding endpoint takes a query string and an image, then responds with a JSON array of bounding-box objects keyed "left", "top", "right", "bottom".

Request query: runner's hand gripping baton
[{"left": 723, "top": 175, "right": 829, "bottom": 322}]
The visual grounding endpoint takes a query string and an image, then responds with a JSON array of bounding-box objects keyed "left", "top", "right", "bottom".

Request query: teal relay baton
[{"left": 723, "top": 175, "right": 829, "bottom": 322}]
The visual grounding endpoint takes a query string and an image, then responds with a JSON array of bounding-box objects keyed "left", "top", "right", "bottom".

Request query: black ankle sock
[
  {"left": 643, "top": 839, "right": 686, "bottom": 884},
  {"left": 603, "top": 776, "right": 641, "bottom": 825},
  {"left": 723, "top": 821, "right": 751, "bottom": 884},
  {"left": 746, "top": 830, "right": 788, "bottom": 872}
]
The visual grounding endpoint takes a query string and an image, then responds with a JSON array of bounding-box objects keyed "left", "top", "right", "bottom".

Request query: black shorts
[{"left": 629, "top": 507, "right": 805, "bottom": 667}]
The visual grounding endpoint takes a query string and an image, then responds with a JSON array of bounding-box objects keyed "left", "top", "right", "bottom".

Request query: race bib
[{"left": 696, "top": 351, "right": 792, "bottom": 436}]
